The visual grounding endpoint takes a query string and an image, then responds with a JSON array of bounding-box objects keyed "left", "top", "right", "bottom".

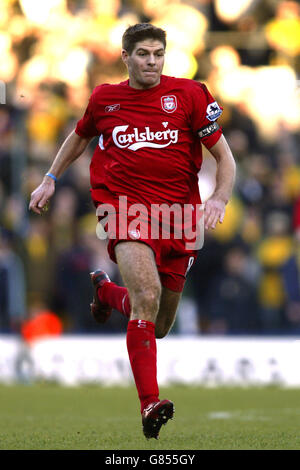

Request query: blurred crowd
[{"left": 1, "top": 0, "right": 300, "bottom": 336}]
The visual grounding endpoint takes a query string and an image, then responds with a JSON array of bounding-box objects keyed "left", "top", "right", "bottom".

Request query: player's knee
[{"left": 132, "top": 284, "right": 161, "bottom": 318}]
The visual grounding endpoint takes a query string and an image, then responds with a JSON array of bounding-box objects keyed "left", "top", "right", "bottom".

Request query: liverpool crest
[{"left": 161, "top": 95, "right": 177, "bottom": 113}]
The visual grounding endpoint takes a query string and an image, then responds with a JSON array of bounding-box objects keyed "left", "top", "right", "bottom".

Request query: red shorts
[
  {"left": 96, "top": 206, "right": 198, "bottom": 293},
  {"left": 109, "top": 236, "right": 197, "bottom": 292}
]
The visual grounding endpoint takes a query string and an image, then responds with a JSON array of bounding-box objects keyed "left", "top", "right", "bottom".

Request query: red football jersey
[{"left": 75, "top": 75, "right": 223, "bottom": 208}]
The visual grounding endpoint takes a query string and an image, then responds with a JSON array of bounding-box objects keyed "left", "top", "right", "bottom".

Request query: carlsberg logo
[{"left": 112, "top": 125, "right": 179, "bottom": 151}]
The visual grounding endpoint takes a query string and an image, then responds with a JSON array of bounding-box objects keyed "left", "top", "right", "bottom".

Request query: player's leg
[
  {"left": 91, "top": 248, "right": 195, "bottom": 340},
  {"left": 91, "top": 274, "right": 182, "bottom": 338},
  {"left": 115, "top": 241, "right": 174, "bottom": 438},
  {"left": 154, "top": 241, "right": 197, "bottom": 338},
  {"left": 114, "top": 240, "right": 161, "bottom": 322},
  {"left": 115, "top": 241, "right": 161, "bottom": 411},
  {"left": 90, "top": 271, "right": 181, "bottom": 338},
  {"left": 155, "top": 287, "right": 182, "bottom": 339},
  {"left": 90, "top": 270, "right": 130, "bottom": 322}
]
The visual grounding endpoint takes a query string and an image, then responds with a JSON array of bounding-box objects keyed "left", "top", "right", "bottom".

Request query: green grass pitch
[{"left": 0, "top": 383, "right": 299, "bottom": 450}]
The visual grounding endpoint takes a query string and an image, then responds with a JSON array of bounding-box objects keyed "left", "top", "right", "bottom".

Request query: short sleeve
[
  {"left": 190, "top": 82, "right": 223, "bottom": 149},
  {"left": 75, "top": 91, "right": 99, "bottom": 138}
]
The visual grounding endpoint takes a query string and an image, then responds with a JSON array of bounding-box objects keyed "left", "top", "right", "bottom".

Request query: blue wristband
[{"left": 45, "top": 172, "right": 57, "bottom": 183}]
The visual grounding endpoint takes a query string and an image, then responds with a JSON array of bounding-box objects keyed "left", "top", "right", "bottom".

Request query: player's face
[{"left": 122, "top": 39, "right": 165, "bottom": 90}]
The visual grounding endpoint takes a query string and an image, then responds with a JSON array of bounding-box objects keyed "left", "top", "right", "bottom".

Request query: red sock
[
  {"left": 126, "top": 319, "right": 159, "bottom": 413},
  {"left": 98, "top": 282, "right": 131, "bottom": 318}
]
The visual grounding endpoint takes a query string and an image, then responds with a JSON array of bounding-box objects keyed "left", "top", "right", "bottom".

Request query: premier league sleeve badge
[{"left": 206, "top": 101, "right": 222, "bottom": 121}]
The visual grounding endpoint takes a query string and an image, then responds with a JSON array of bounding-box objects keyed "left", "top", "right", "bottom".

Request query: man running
[{"left": 29, "top": 23, "right": 236, "bottom": 439}]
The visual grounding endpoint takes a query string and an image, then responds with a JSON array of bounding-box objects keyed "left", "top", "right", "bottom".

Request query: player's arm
[
  {"left": 203, "top": 134, "right": 236, "bottom": 230},
  {"left": 29, "top": 130, "right": 92, "bottom": 215}
]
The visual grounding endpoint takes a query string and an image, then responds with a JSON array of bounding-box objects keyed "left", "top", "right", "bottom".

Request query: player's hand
[
  {"left": 204, "top": 196, "right": 226, "bottom": 230},
  {"left": 29, "top": 179, "right": 55, "bottom": 215}
]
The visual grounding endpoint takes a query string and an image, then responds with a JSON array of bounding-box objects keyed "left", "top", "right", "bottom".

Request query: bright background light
[
  {"left": 4, "top": 0, "right": 300, "bottom": 141},
  {"left": 1, "top": 0, "right": 299, "bottom": 142},
  {"left": 215, "top": 0, "right": 255, "bottom": 23}
]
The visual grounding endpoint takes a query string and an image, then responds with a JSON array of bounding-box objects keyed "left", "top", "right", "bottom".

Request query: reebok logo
[
  {"left": 112, "top": 124, "right": 179, "bottom": 151},
  {"left": 105, "top": 103, "right": 120, "bottom": 113}
]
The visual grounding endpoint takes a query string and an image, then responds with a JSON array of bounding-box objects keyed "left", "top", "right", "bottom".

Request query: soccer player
[{"left": 29, "top": 23, "right": 236, "bottom": 439}]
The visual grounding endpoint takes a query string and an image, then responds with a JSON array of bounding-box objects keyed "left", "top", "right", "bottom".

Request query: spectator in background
[
  {"left": 256, "top": 211, "right": 293, "bottom": 331},
  {"left": 265, "top": 0, "right": 300, "bottom": 60},
  {"left": 26, "top": 82, "right": 71, "bottom": 167},
  {"left": 281, "top": 201, "right": 300, "bottom": 331},
  {"left": 24, "top": 217, "right": 53, "bottom": 305},
  {"left": 189, "top": 232, "right": 225, "bottom": 332},
  {"left": 21, "top": 300, "right": 63, "bottom": 344},
  {"left": 281, "top": 231, "right": 300, "bottom": 331},
  {"left": 0, "top": 107, "right": 12, "bottom": 196},
  {"left": 0, "top": 228, "right": 26, "bottom": 332},
  {"left": 208, "top": 242, "right": 260, "bottom": 334},
  {"left": 15, "top": 300, "right": 63, "bottom": 384}
]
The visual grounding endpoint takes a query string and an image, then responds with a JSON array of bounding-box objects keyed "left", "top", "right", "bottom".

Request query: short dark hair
[{"left": 122, "top": 23, "right": 166, "bottom": 54}]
